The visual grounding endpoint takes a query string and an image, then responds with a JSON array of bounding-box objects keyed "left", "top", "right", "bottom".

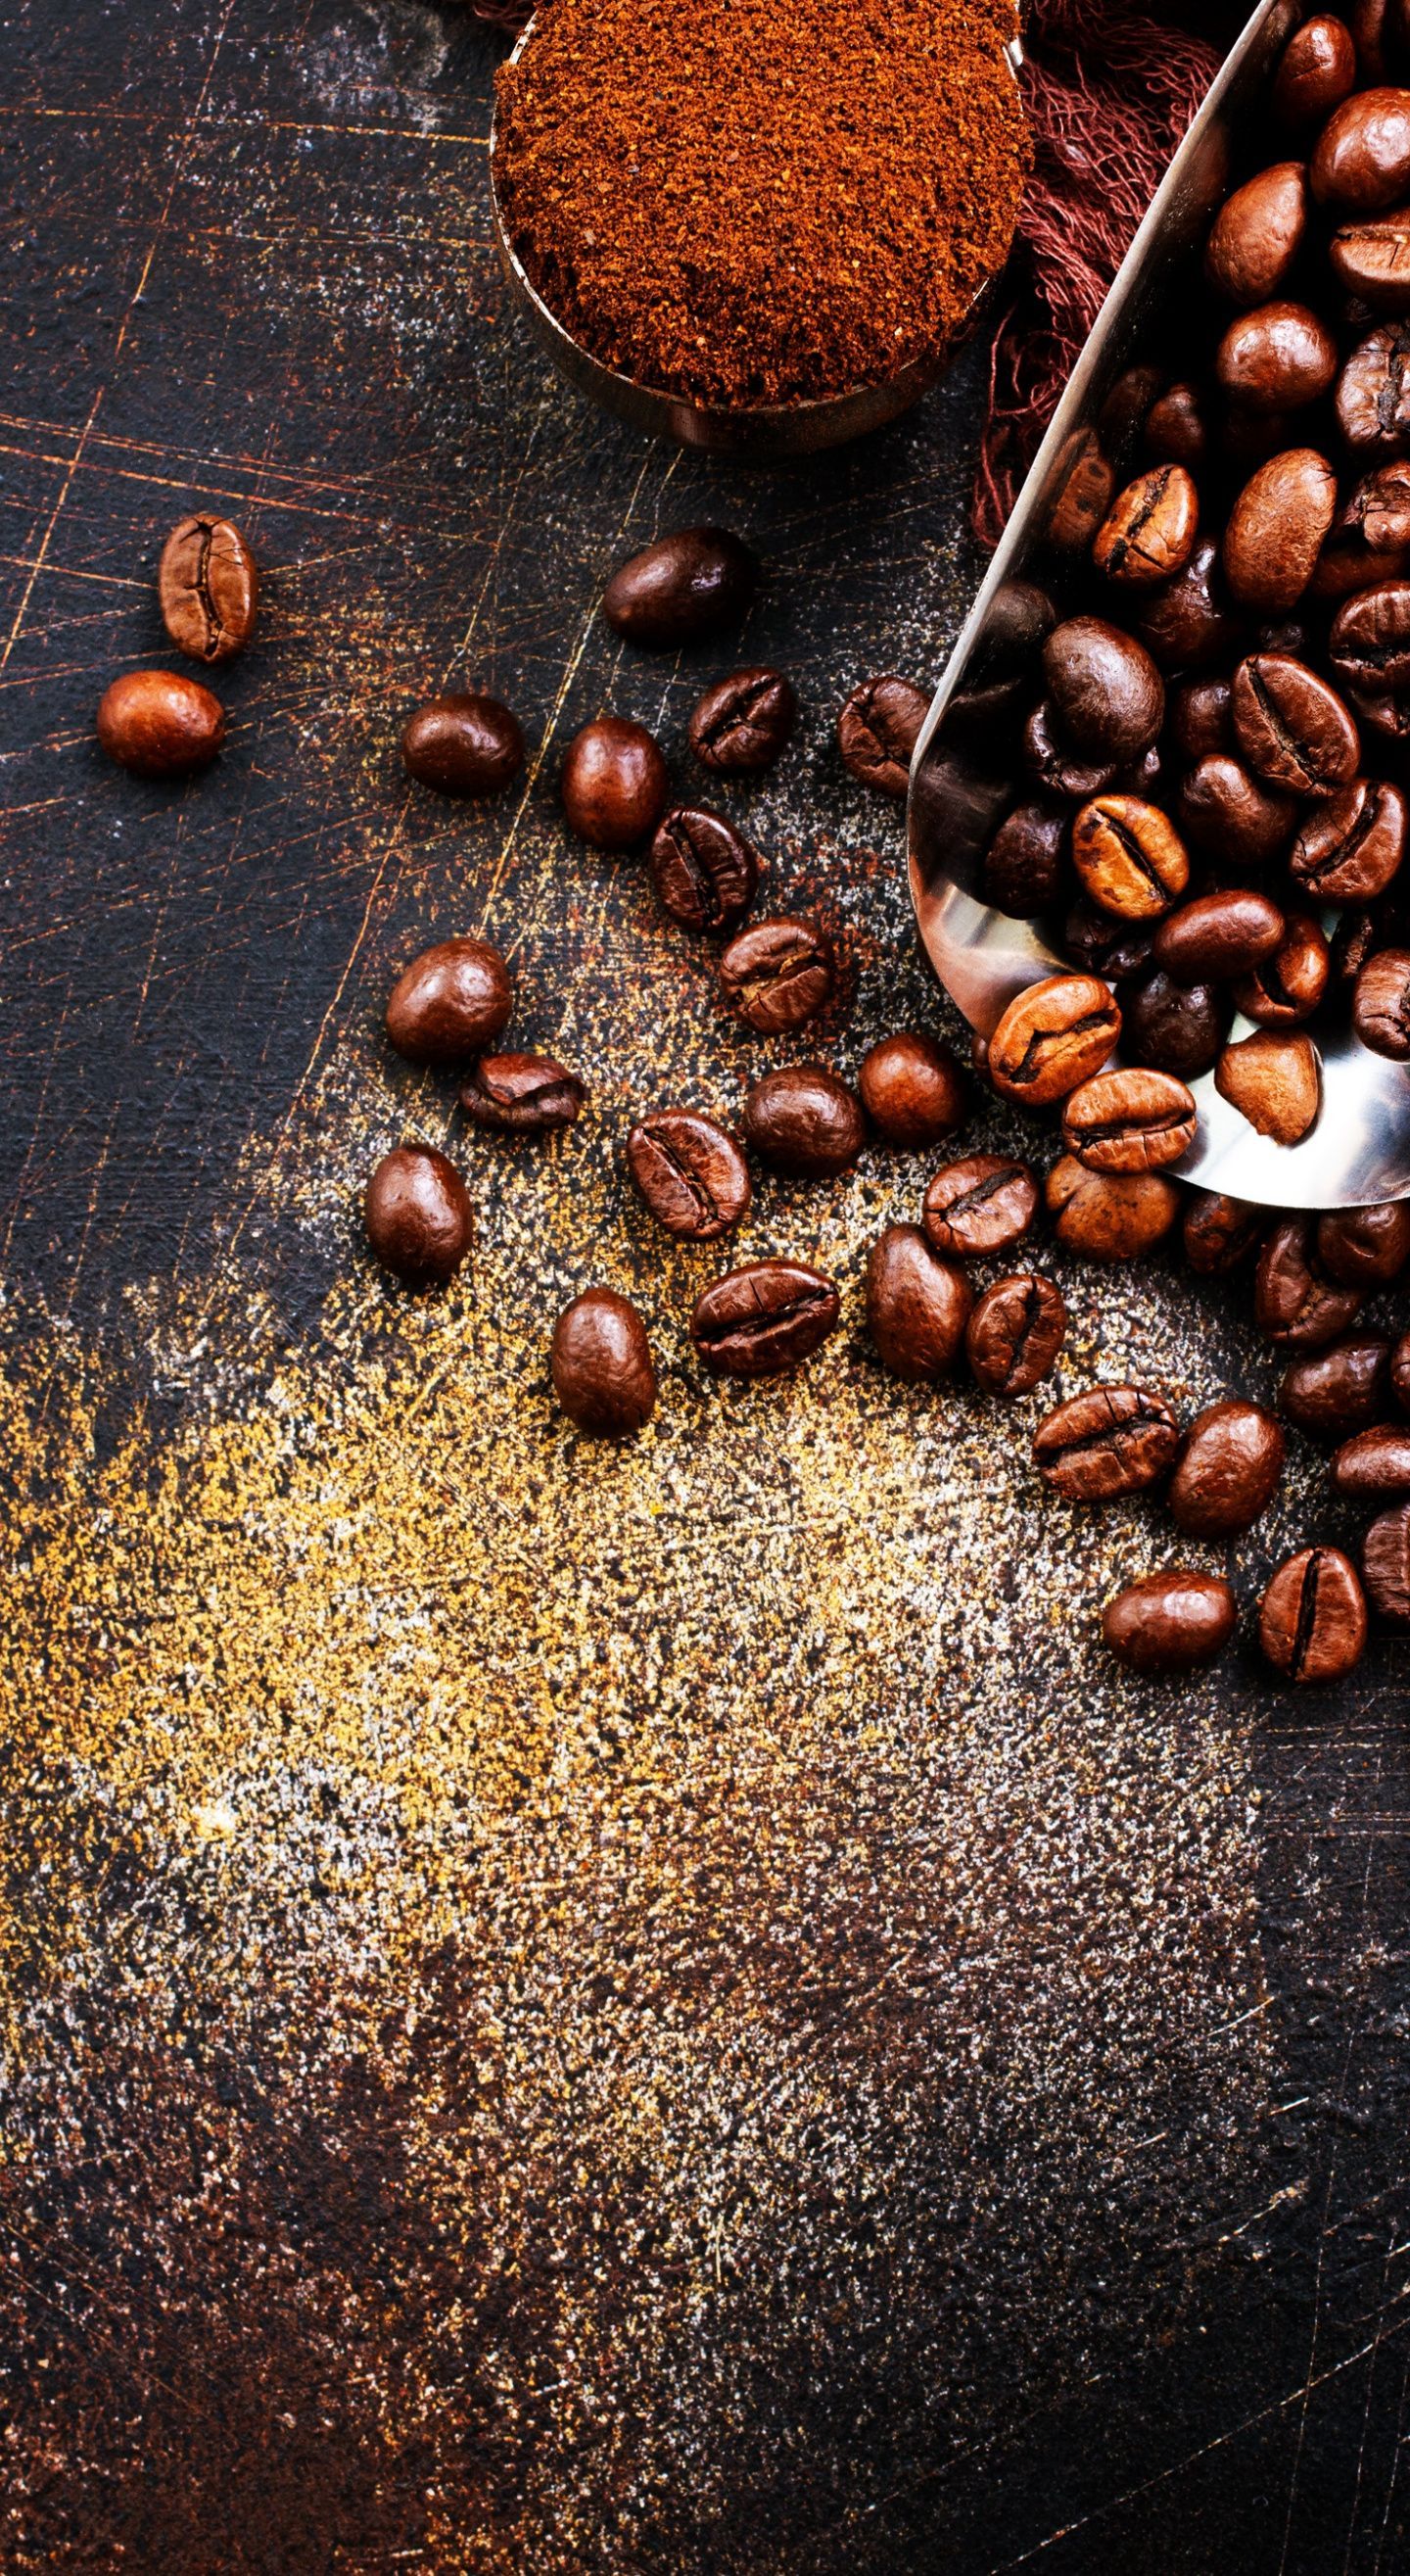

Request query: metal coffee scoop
[
  {"left": 489, "top": 23, "right": 1025, "bottom": 463},
  {"left": 908, "top": 0, "right": 1410, "bottom": 1212}
]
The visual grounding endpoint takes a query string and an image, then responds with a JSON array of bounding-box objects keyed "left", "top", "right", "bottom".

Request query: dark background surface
[{"left": 3, "top": 3, "right": 1410, "bottom": 2570}]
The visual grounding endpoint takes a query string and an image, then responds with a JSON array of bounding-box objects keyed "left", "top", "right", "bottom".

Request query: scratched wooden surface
[{"left": 4, "top": 2, "right": 1410, "bottom": 2570}]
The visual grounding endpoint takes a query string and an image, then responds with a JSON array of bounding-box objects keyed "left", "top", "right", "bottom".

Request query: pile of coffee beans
[{"left": 96, "top": 514, "right": 259, "bottom": 777}]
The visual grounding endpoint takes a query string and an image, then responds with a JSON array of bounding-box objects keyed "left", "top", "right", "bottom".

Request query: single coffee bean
[
  {"left": 1217, "top": 1028, "right": 1322, "bottom": 1144},
  {"left": 1233, "top": 910, "right": 1331, "bottom": 1025},
  {"left": 1332, "top": 904, "right": 1384, "bottom": 983},
  {"left": 1104, "top": 1569, "right": 1238, "bottom": 1673},
  {"left": 988, "top": 973, "right": 1122, "bottom": 1106},
  {"left": 1062, "top": 900, "right": 1155, "bottom": 984},
  {"left": 1318, "top": 1199, "right": 1410, "bottom": 1282},
  {"left": 1363, "top": 1502, "right": 1410, "bottom": 1619},
  {"left": 690, "top": 1261, "right": 840, "bottom": 1379},
  {"left": 719, "top": 916, "right": 834, "bottom": 1034},
  {"left": 1033, "top": 1383, "right": 1180, "bottom": 1502},
  {"left": 1170, "top": 676, "right": 1233, "bottom": 761},
  {"left": 551, "top": 1289, "right": 657, "bottom": 1435},
  {"left": 1274, "top": 15, "right": 1357, "bottom": 127},
  {"left": 1216, "top": 301, "right": 1339, "bottom": 410},
  {"left": 400, "top": 692, "right": 524, "bottom": 796},
  {"left": 867, "top": 1226, "right": 973, "bottom": 1381},
  {"left": 96, "top": 669, "right": 225, "bottom": 778},
  {"left": 602, "top": 527, "right": 757, "bottom": 645},
  {"left": 858, "top": 1029, "right": 965, "bottom": 1148},
  {"left": 1046, "top": 429, "right": 1116, "bottom": 550},
  {"left": 1145, "top": 382, "right": 1208, "bottom": 468},
  {"left": 649, "top": 805, "right": 760, "bottom": 933},
  {"left": 1312, "top": 83, "right": 1410, "bottom": 209},
  {"left": 158, "top": 513, "right": 258, "bottom": 663},
  {"left": 561, "top": 716, "right": 669, "bottom": 850},
  {"left": 1184, "top": 1188, "right": 1263, "bottom": 1273},
  {"left": 1280, "top": 1334, "right": 1393, "bottom": 1438},
  {"left": 980, "top": 801, "right": 1069, "bottom": 914},
  {"left": 1259, "top": 1546, "right": 1368, "bottom": 1682},
  {"left": 1330, "top": 575, "right": 1410, "bottom": 696},
  {"left": 1062, "top": 1067, "right": 1197, "bottom": 1173},
  {"left": 1168, "top": 1398, "right": 1286, "bottom": 1536},
  {"left": 1231, "top": 652, "right": 1360, "bottom": 794},
  {"left": 1123, "top": 971, "right": 1229, "bottom": 1078},
  {"left": 1153, "top": 888, "right": 1285, "bottom": 984},
  {"left": 1224, "top": 447, "right": 1338, "bottom": 610},
  {"left": 1042, "top": 617, "right": 1164, "bottom": 758},
  {"left": 1340, "top": 459, "right": 1410, "bottom": 552},
  {"left": 965, "top": 1272, "right": 1068, "bottom": 1397},
  {"left": 626, "top": 1110, "right": 750, "bottom": 1242},
  {"left": 689, "top": 667, "right": 796, "bottom": 773},
  {"left": 1290, "top": 777, "right": 1407, "bottom": 898},
  {"left": 1176, "top": 754, "right": 1296, "bottom": 865},
  {"left": 1354, "top": 943, "right": 1410, "bottom": 1051},
  {"left": 1046, "top": 1156, "right": 1181, "bottom": 1259},
  {"left": 1024, "top": 702, "right": 1121, "bottom": 801},
  {"left": 1100, "top": 363, "right": 1165, "bottom": 457},
  {"left": 743, "top": 1065, "right": 865, "bottom": 1178},
  {"left": 1334, "top": 1422, "right": 1410, "bottom": 1495},
  {"left": 1092, "top": 464, "right": 1199, "bottom": 585},
  {"left": 459, "top": 1052, "right": 585, "bottom": 1135},
  {"left": 837, "top": 675, "right": 930, "bottom": 797},
  {"left": 1332, "top": 207, "right": 1410, "bottom": 304},
  {"left": 1336, "top": 320, "right": 1410, "bottom": 449},
  {"left": 1205, "top": 163, "right": 1310, "bottom": 305},
  {"left": 923, "top": 1153, "right": 1038, "bottom": 1258},
  {"left": 1071, "top": 795, "right": 1189, "bottom": 919},
  {"left": 363, "top": 1145, "right": 472, "bottom": 1286},
  {"left": 385, "top": 937, "right": 512, "bottom": 1067},
  {"left": 1256, "top": 1217, "right": 1365, "bottom": 1344}
]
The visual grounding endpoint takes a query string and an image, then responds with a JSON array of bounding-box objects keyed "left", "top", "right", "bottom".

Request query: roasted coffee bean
[
  {"left": 743, "top": 1065, "right": 865, "bottom": 1178},
  {"left": 719, "top": 916, "right": 834, "bottom": 1034},
  {"left": 649, "top": 805, "right": 760, "bottom": 933},
  {"left": 964, "top": 1272, "right": 1067, "bottom": 1397},
  {"left": 1152, "top": 887, "right": 1285, "bottom": 984},
  {"left": 1092, "top": 465, "right": 1199, "bottom": 585},
  {"left": 1168, "top": 1398, "right": 1286, "bottom": 1536},
  {"left": 158, "top": 514, "right": 258, "bottom": 663},
  {"left": 688, "top": 667, "right": 796, "bottom": 775},
  {"left": 1318, "top": 1199, "right": 1410, "bottom": 1281},
  {"left": 1062, "top": 900, "right": 1155, "bottom": 984},
  {"left": 1061, "top": 1067, "right": 1197, "bottom": 1173},
  {"left": 561, "top": 716, "right": 669, "bottom": 849},
  {"left": 1331, "top": 575, "right": 1410, "bottom": 689},
  {"left": 1217, "top": 1027, "right": 1322, "bottom": 1143},
  {"left": 837, "top": 675, "right": 930, "bottom": 797},
  {"left": 1046, "top": 1157, "right": 1181, "bottom": 1259},
  {"left": 1023, "top": 702, "right": 1120, "bottom": 801},
  {"left": 858, "top": 1030, "right": 965, "bottom": 1148},
  {"left": 363, "top": 1145, "right": 472, "bottom": 1286},
  {"left": 1332, "top": 207, "right": 1410, "bottom": 305},
  {"left": 1354, "top": 942, "right": 1410, "bottom": 1050},
  {"left": 1070, "top": 794, "right": 1189, "bottom": 919},
  {"left": 1363, "top": 1502, "right": 1410, "bottom": 1619},
  {"left": 603, "top": 527, "right": 757, "bottom": 645},
  {"left": 1259, "top": 1546, "right": 1368, "bottom": 1681},
  {"left": 1274, "top": 14, "right": 1357, "bottom": 127},
  {"left": 1123, "top": 971, "right": 1229, "bottom": 1079},
  {"left": 1312, "top": 83, "right": 1410, "bottom": 209},
  {"left": 1046, "top": 429, "right": 1116, "bottom": 550},
  {"left": 980, "top": 800, "right": 1069, "bottom": 913},
  {"left": 459, "top": 1053, "right": 585, "bottom": 1135},
  {"left": 1291, "top": 777, "right": 1407, "bottom": 898},
  {"left": 1169, "top": 676, "right": 1233, "bottom": 761},
  {"left": 1130, "top": 536, "right": 1240, "bottom": 673},
  {"left": 386, "top": 937, "right": 512, "bottom": 1066},
  {"left": 1337, "top": 320, "right": 1410, "bottom": 448},
  {"left": 690, "top": 1261, "right": 840, "bottom": 1379},
  {"left": 1145, "top": 382, "right": 1208, "bottom": 468},
  {"left": 1042, "top": 617, "right": 1164, "bottom": 758},
  {"left": 626, "top": 1110, "right": 750, "bottom": 1242},
  {"left": 550, "top": 1289, "right": 657, "bottom": 1435},
  {"left": 400, "top": 692, "right": 524, "bottom": 796},
  {"left": 1280, "top": 1334, "right": 1393, "bottom": 1438},
  {"left": 1205, "top": 163, "right": 1309, "bottom": 305},
  {"left": 988, "top": 973, "right": 1121, "bottom": 1106},
  {"left": 1104, "top": 1570, "right": 1238, "bottom": 1673},
  {"left": 1256, "top": 1217, "right": 1365, "bottom": 1344},
  {"left": 1340, "top": 459, "right": 1410, "bottom": 551},
  {"left": 1216, "top": 301, "right": 1338, "bottom": 410},
  {"left": 96, "top": 669, "right": 225, "bottom": 778},
  {"left": 1224, "top": 447, "right": 1338, "bottom": 611},
  {"left": 923, "top": 1153, "right": 1038, "bottom": 1258},
  {"left": 1334, "top": 1422, "right": 1410, "bottom": 1494},
  {"left": 1332, "top": 904, "right": 1383, "bottom": 981},
  {"left": 1184, "top": 1188, "right": 1263, "bottom": 1273},
  {"left": 1231, "top": 652, "right": 1360, "bottom": 794},
  {"left": 1176, "top": 753, "right": 1296, "bottom": 865},
  {"left": 867, "top": 1226, "right": 973, "bottom": 1382},
  {"left": 1033, "top": 1383, "right": 1180, "bottom": 1502},
  {"left": 1234, "top": 910, "right": 1331, "bottom": 1025}
]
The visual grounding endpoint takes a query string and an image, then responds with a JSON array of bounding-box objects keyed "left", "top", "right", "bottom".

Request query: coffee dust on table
[{"left": 493, "top": 0, "right": 1030, "bottom": 408}]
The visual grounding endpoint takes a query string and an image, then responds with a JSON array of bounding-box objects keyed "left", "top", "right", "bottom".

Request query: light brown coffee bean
[
  {"left": 1215, "top": 1028, "right": 1322, "bottom": 1143},
  {"left": 1033, "top": 1383, "right": 1180, "bottom": 1502},
  {"left": 1104, "top": 1570, "right": 1238, "bottom": 1674},
  {"left": 988, "top": 974, "right": 1122, "bottom": 1106},
  {"left": 923, "top": 1154, "right": 1039, "bottom": 1258},
  {"left": 1233, "top": 911, "right": 1331, "bottom": 1025},
  {"left": 1354, "top": 944, "right": 1410, "bottom": 1053},
  {"left": 1205, "top": 164, "right": 1310, "bottom": 306},
  {"left": 1061, "top": 1068, "right": 1197, "bottom": 1173},
  {"left": 158, "top": 514, "right": 258, "bottom": 663},
  {"left": 1168, "top": 1398, "right": 1286, "bottom": 1536},
  {"left": 96, "top": 669, "right": 225, "bottom": 778},
  {"left": 964, "top": 1273, "right": 1068, "bottom": 1397},
  {"left": 1231, "top": 652, "right": 1361, "bottom": 794},
  {"left": 1092, "top": 465, "right": 1199, "bottom": 585},
  {"left": 1046, "top": 1157, "right": 1182, "bottom": 1260},
  {"left": 1070, "top": 795, "right": 1190, "bottom": 919},
  {"left": 1224, "top": 448, "right": 1338, "bottom": 610},
  {"left": 867, "top": 1227, "right": 973, "bottom": 1382},
  {"left": 1259, "top": 1547, "right": 1368, "bottom": 1682},
  {"left": 1216, "top": 301, "right": 1339, "bottom": 410},
  {"left": 1046, "top": 430, "right": 1116, "bottom": 550}
]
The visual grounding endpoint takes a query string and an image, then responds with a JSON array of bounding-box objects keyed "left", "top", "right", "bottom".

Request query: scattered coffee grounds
[{"left": 493, "top": 0, "right": 1029, "bottom": 408}]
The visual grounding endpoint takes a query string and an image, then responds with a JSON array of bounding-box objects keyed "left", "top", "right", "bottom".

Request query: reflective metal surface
[{"left": 908, "top": 0, "right": 1410, "bottom": 1212}]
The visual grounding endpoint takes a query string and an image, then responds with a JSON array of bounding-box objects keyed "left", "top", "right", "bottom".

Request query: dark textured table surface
[{"left": 3, "top": 3, "right": 1410, "bottom": 2569}]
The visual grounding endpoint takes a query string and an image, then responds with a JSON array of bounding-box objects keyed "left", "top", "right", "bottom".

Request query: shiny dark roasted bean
[
  {"left": 603, "top": 527, "right": 757, "bottom": 645},
  {"left": 1332, "top": 1423, "right": 1410, "bottom": 1497},
  {"left": 1224, "top": 446, "right": 1338, "bottom": 611},
  {"left": 1233, "top": 911, "right": 1331, "bottom": 1026},
  {"left": 1273, "top": 14, "right": 1356, "bottom": 128},
  {"left": 401, "top": 692, "right": 524, "bottom": 796},
  {"left": 980, "top": 800, "right": 1069, "bottom": 914},
  {"left": 965, "top": 1272, "right": 1068, "bottom": 1397},
  {"left": 96, "top": 669, "right": 225, "bottom": 778},
  {"left": 1153, "top": 888, "right": 1285, "bottom": 984},
  {"left": 1184, "top": 1189, "right": 1263, "bottom": 1274},
  {"left": 1317, "top": 1200, "right": 1410, "bottom": 1282},
  {"left": 1033, "top": 1383, "right": 1180, "bottom": 1502},
  {"left": 690, "top": 1261, "right": 840, "bottom": 1379},
  {"left": 1290, "top": 776, "right": 1406, "bottom": 897},
  {"left": 459, "top": 1053, "right": 585, "bottom": 1135},
  {"left": 1311, "top": 83, "right": 1410, "bottom": 209},
  {"left": 364, "top": 1146, "right": 473, "bottom": 1287},
  {"left": 1215, "top": 300, "right": 1339, "bottom": 410},
  {"left": 837, "top": 675, "right": 930, "bottom": 797},
  {"left": 689, "top": 667, "right": 796, "bottom": 773},
  {"left": 1231, "top": 651, "right": 1360, "bottom": 793},
  {"left": 923, "top": 1153, "right": 1039, "bottom": 1258},
  {"left": 867, "top": 1227, "right": 973, "bottom": 1382},
  {"left": 386, "top": 937, "right": 513, "bottom": 1067},
  {"left": 1255, "top": 1218, "right": 1365, "bottom": 1345},
  {"left": 1279, "top": 1334, "right": 1394, "bottom": 1440},
  {"left": 1259, "top": 1546, "right": 1368, "bottom": 1683},
  {"left": 551, "top": 1290, "right": 657, "bottom": 1436},
  {"left": 857, "top": 1030, "right": 965, "bottom": 1148},
  {"left": 1176, "top": 754, "right": 1295, "bottom": 865},
  {"left": 743, "top": 1065, "right": 865, "bottom": 1178},
  {"left": 1353, "top": 944, "right": 1410, "bottom": 1053},
  {"left": 561, "top": 717, "right": 670, "bottom": 849},
  {"left": 1123, "top": 972, "right": 1228, "bottom": 1079},
  {"left": 650, "top": 806, "right": 760, "bottom": 933},
  {"left": 1103, "top": 1571, "right": 1238, "bottom": 1674},
  {"left": 1167, "top": 1398, "right": 1285, "bottom": 1535},
  {"left": 1041, "top": 617, "right": 1165, "bottom": 757},
  {"left": 1131, "top": 534, "right": 1241, "bottom": 672},
  {"left": 719, "top": 917, "right": 834, "bottom": 1034},
  {"left": 1363, "top": 1503, "right": 1410, "bottom": 1622},
  {"left": 1336, "top": 320, "right": 1410, "bottom": 450},
  {"left": 1204, "top": 164, "right": 1309, "bottom": 305},
  {"left": 1046, "top": 1158, "right": 1181, "bottom": 1260},
  {"left": 626, "top": 1110, "right": 751, "bottom": 1242}
]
